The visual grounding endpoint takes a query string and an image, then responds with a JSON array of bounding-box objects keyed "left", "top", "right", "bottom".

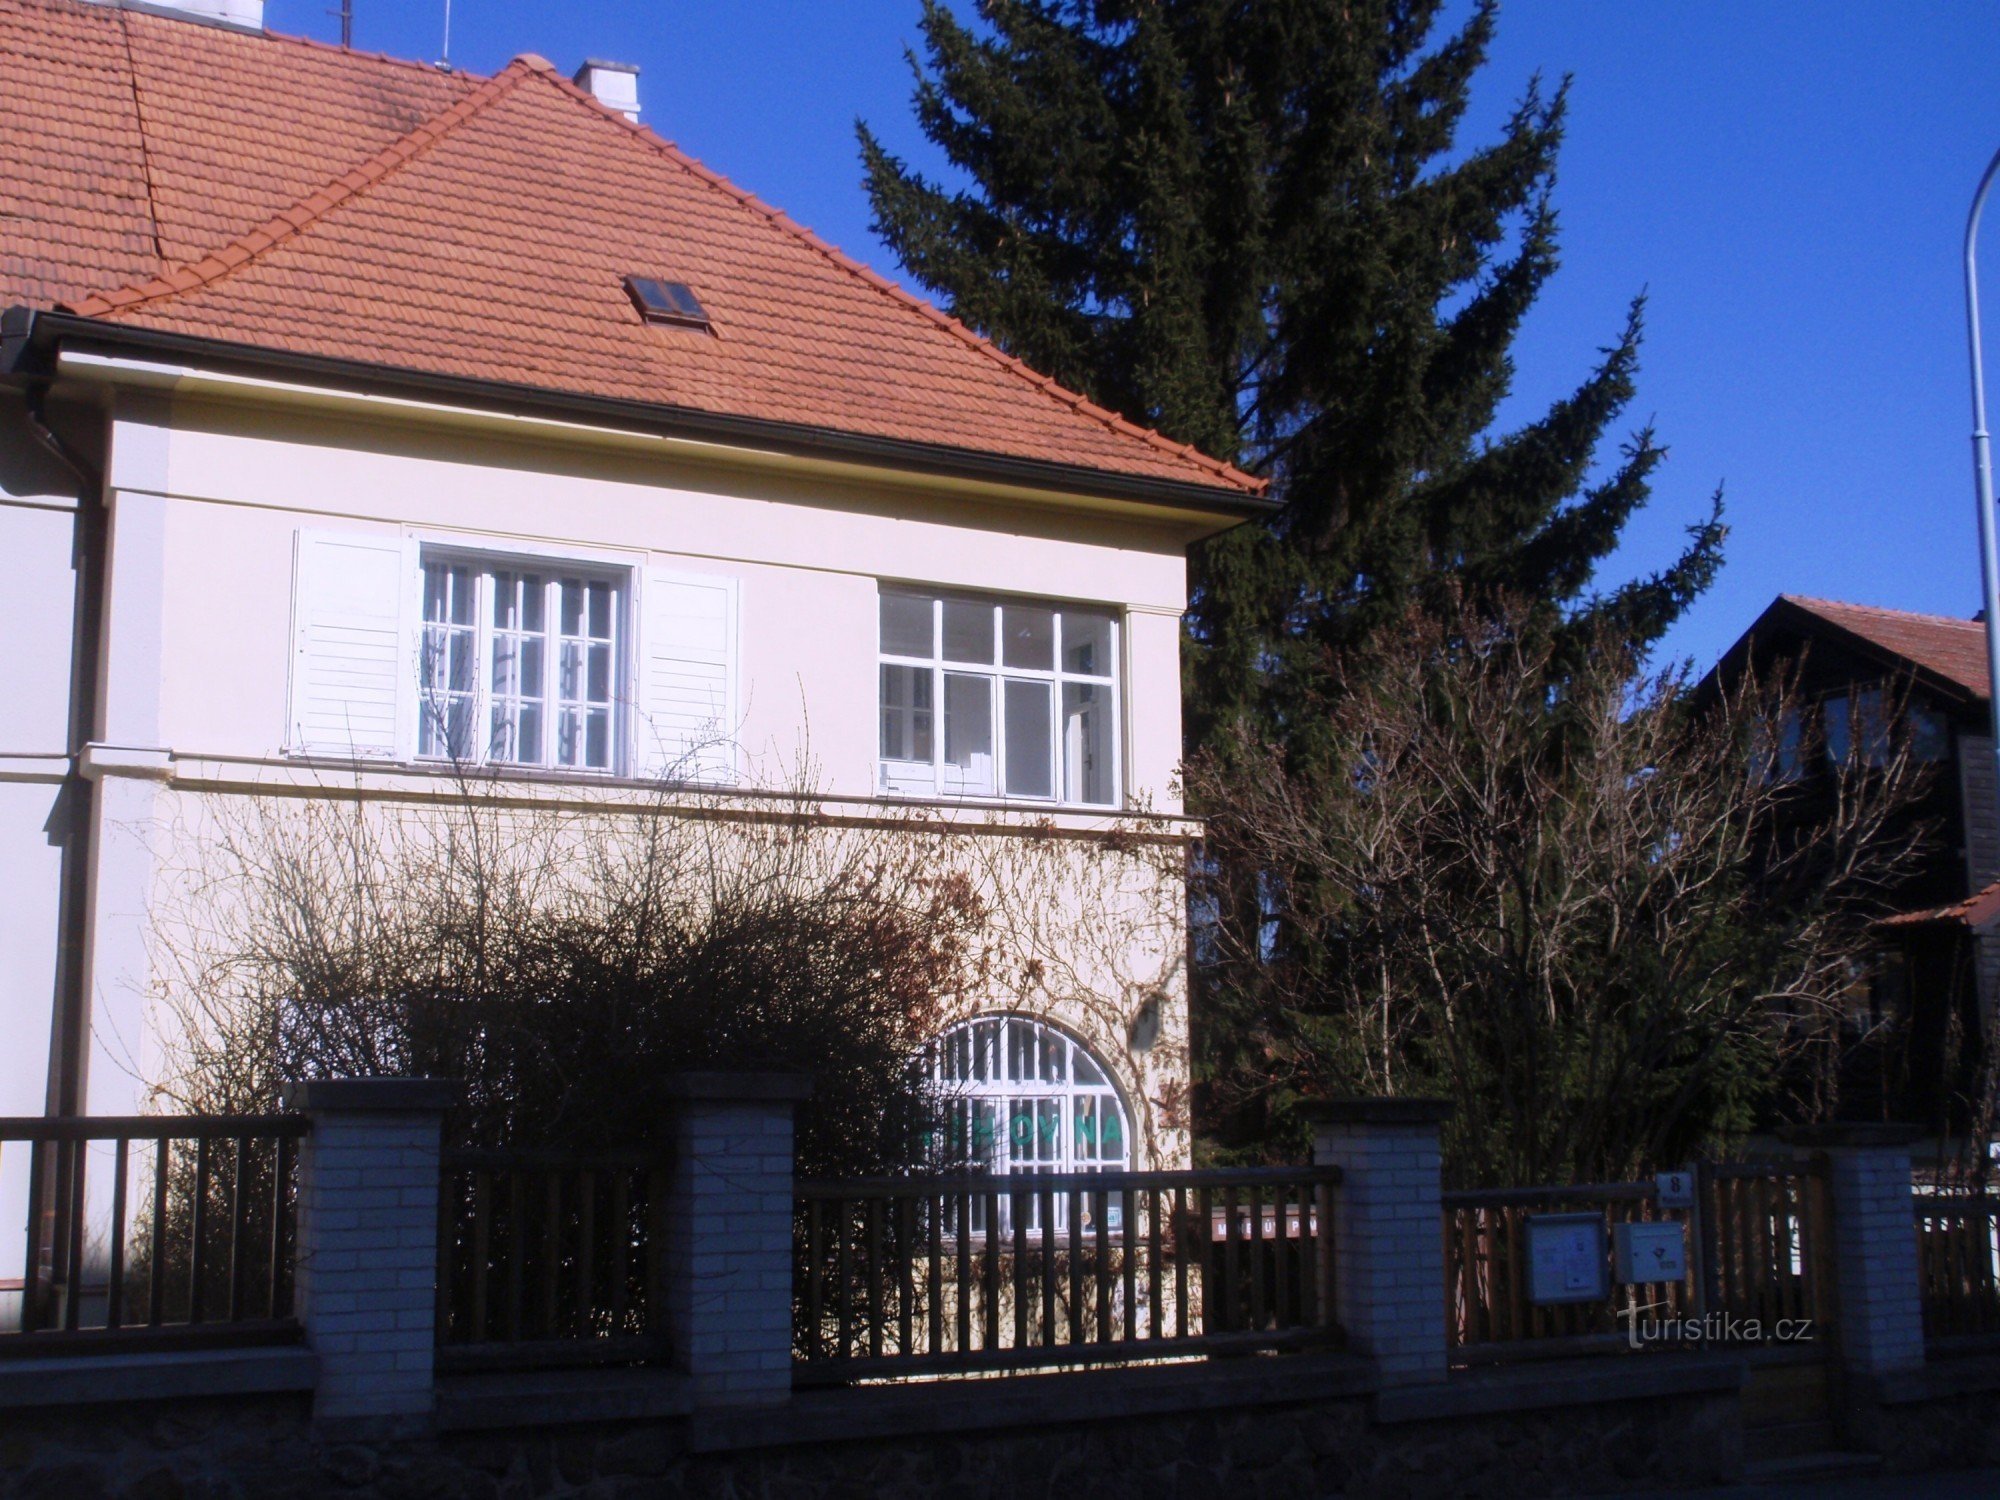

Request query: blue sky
[{"left": 264, "top": 1, "right": 2000, "bottom": 671}]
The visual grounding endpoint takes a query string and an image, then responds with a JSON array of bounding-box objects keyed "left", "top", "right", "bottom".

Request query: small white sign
[
  {"left": 1615, "top": 1220, "right": 1688, "bottom": 1283},
  {"left": 1526, "top": 1213, "right": 1609, "bottom": 1305},
  {"left": 1654, "top": 1169, "right": 1695, "bottom": 1210}
]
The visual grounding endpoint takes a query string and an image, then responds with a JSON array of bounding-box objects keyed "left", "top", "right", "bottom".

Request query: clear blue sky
[{"left": 264, "top": 0, "right": 2000, "bottom": 671}]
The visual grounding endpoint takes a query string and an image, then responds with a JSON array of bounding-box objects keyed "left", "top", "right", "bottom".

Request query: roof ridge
[
  {"left": 1784, "top": 594, "right": 1982, "bottom": 629},
  {"left": 64, "top": 54, "right": 545, "bottom": 320},
  {"left": 536, "top": 68, "right": 1267, "bottom": 496}
]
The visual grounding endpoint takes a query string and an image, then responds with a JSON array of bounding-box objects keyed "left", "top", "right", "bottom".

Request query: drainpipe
[
  {"left": 22, "top": 379, "right": 106, "bottom": 1120},
  {"left": 1962, "top": 145, "right": 2000, "bottom": 847}
]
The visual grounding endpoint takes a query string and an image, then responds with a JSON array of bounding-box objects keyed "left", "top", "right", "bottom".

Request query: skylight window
[{"left": 624, "top": 275, "right": 712, "bottom": 331}]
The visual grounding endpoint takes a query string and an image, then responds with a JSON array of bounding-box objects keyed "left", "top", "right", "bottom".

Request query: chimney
[
  {"left": 106, "top": 0, "right": 265, "bottom": 27},
  {"left": 573, "top": 59, "right": 641, "bottom": 123}
]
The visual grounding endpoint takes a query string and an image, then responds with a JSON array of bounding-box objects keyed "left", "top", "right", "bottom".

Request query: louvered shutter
[
  {"left": 636, "top": 567, "right": 739, "bottom": 785},
  {"left": 286, "top": 529, "right": 414, "bottom": 757}
]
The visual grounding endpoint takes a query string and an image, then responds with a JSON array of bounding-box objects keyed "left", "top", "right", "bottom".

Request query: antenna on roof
[
  {"left": 439, "top": 0, "right": 452, "bottom": 68},
  {"left": 327, "top": 0, "right": 352, "bottom": 48}
]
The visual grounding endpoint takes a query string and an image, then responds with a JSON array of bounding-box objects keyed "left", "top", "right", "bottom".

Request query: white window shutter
[
  {"left": 637, "top": 567, "right": 739, "bottom": 785},
  {"left": 287, "top": 529, "right": 414, "bottom": 757}
]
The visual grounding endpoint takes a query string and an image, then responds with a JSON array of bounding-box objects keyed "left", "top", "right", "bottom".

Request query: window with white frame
[
  {"left": 417, "top": 554, "right": 624, "bottom": 772},
  {"left": 878, "top": 590, "right": 1120, "bottom": 805},
  {"left": 923, "top": 1016, "right": 1130, "bottom": 1234}
]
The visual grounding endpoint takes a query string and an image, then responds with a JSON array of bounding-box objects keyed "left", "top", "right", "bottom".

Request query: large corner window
[
  {"left": 418, "top": 554, "right": 624, "bottom": 772},
  {"left": 878, "top": 590, "right": 1120, "bottom": 805}
]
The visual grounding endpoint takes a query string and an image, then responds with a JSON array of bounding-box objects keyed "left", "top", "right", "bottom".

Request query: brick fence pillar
[
  {"left": 283, "top": 1078, "right": 456, "bottom": 1427},
  {"left": 1307, "top": 1097, "right": 1453, "bottom": 1387},
  {"left": 1780, "top": 1123, "right": 1925, "bottom": 1380},
  {"left": 662, "top": 1072, "right": 813, "bottom": 1408}
]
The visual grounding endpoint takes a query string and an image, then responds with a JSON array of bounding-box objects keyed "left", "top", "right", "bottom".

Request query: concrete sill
[
  {"left": 691, "top": 1351, "right": 1376, "bottom": 1454},
  {"left": 0, "top": 1345, "right": 317, "bottom": 1409},
  {"left": 1374, "top": 1351, "right": 1747, "bottom": 1425},
  {"left": 435, "top": 1367, "right": 692, "bottom": 1432}
]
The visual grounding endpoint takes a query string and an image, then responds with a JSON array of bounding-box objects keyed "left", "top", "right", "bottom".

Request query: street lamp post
[{"left": 1963, "top": 146, "right": 2000, "bottom": 805}]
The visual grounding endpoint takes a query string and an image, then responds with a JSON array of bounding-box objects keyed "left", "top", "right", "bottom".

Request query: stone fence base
[
  {"left": 5, "top": 1346, "right": 1998, "bottom": 1500},
  {"left": 0, "top": 1352, "right": 1748, "bottom": 1500}
]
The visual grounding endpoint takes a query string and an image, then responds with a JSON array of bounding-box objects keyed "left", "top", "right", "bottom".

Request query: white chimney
[
  {"left": 573, "top": 59, "right": 641, "bottom": 123},
  {"left": 110, "top": 0, "right": 265, "bottom": 27}
]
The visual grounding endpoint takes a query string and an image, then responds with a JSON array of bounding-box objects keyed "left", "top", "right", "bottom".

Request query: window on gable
[
  {"left": 417, "top": 553, "right": 624, "bottom": 773},
  {"left": 877, "top": 589, "right": 1120, "bottom": 806}
]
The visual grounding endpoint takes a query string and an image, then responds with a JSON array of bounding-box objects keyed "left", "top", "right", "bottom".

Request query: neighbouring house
[
  {"left": 1708, "top": 594, "right": 1997, "bottom": 1129},
  {"left": 0, "top": 0, "right": 1268, "bottom": 1282}
]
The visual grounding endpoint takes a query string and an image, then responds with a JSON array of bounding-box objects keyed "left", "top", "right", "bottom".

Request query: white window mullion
[
  {"left": 473, "top": 569, "right": 494, "bottom": 769},
  {"left": 540, "top": 575, "right": 559, "bottom": 769}
]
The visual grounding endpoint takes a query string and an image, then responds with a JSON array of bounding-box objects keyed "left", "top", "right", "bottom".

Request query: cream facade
[{"left": 0, "top": 349, "right": 1233, "bottom": 1242}]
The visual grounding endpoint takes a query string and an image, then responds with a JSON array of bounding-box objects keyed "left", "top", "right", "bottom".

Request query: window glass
[
  {"left": 944, "top": 673, "right": 994, "bottom": 792},
  {"left": 1003, "top": 679, "right": 1054, "bottom": 797},
  {"left": 1062, "top": 610, "right": 1115, "bottom": 677},
  {"left": 880, "top": 593, "right": 933, "bottom": 657},
  {"left": 879, "top": 665, "right": 934, "bottom": 761},
  {"left": 923, "top": 1017, "right": 1130, "bottom": 1234},
  {"left": 1856, "top": 688, "right": 1890, "bottom": 767},
  {"left": 1063, "top": 682, "right": 1113, "bottom": 804},
  {"left": 1824, "top": 696, "right": 1852, "bottom": 767},
  {"left": 1775, "top": 708, "right": 1805, "bottom": 782},
  {"left": 1911, "top": 703, "right": 1950, "bottom": 762},
  {"left": 1002, "top": 605, "right": 1055, "bottom": 670},
  {"left": 877, "top": 590, "right": 1121, "bottom": 806},
  {"left": 942, "top": 599, "right": 994, "bottom": 664},
  {"left": 418, "top": 556, "right": 621, "bottom": 773}
]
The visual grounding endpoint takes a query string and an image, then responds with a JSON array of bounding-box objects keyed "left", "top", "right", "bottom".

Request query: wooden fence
[
  {"left": 435, "top": 1146, "right": 667, "bottom": 1371},
  {"left": 794, "top": 1166, "right": 1342, "bottom": 1382},
  {"left": 1, "top": 1115, "right": 307, "bottom": 1353},
  {"left": 1444, "top": 1160, "right": 1833, "bottom": 1362},
  {"left": 1700, "top": 1161, "right": 1835, "bottom": 1333},
  {"left": 1914, "top": 1193, "right": 2000, "bottom": 1343}
]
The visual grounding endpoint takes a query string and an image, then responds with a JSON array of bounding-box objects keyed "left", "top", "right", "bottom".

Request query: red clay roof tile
[
  {"left": 1781, "top": 595, "right": 1991, "bottom": 701},
  {"left": 2, "top": 0, "right": 1262, "bottom": 497}
]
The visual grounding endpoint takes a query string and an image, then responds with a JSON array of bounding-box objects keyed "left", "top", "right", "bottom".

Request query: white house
[{"left": 0, "top": 0, "right": 1268, "bottom": 1255}]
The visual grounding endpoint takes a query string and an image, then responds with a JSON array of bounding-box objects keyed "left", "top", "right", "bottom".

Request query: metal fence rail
[
  {"left": 1, "top": 1114, "right": 308, "bottom": 1354},
  {"left": 435, "top": 1146, "right": 668, "bottom": 1371},
  {"left": 794, "top": 1165, "right": 1342, "bottom": 1383},
  {"left": 1914, "top": 1193, "right": 2000, "bottom": 1342}
]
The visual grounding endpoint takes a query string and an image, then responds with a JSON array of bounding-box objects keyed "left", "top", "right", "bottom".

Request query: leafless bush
[{"left": 1188, "top": 596, "right": 1935, "bottom": 1185}]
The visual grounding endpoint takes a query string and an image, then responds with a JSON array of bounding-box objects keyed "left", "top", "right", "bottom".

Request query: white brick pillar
[
  {"left": 662, "top": 1072, "right": 812, "bottom": 1408},
  {"left": 1780, "top": 1123, "right": 1925, "bottom": 1379},
  {"left": 1308, "top": 1098, "right": 1453, "bottom": 1386},
  {"left": 283, "top": 1078, "right": 456, "bottom": 1427}
]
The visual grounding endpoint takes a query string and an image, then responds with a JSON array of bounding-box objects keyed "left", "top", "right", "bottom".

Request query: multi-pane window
[
  {"left": 878, "top": 591, "right": 1119, "bottom": 805},
  {"left": 418, "top": 555, "right": 622, "bottom": 771},
  {"left": 923, "top": 1016, "right": 1130, "bottom": 1234}
]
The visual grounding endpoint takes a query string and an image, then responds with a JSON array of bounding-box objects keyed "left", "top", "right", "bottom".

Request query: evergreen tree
[
  {"left": 863, "top": 1, "right": 1727, "bottom": 1156},
  {"left": 861, "top": 0, "right": 1723, "bottom": 756}
]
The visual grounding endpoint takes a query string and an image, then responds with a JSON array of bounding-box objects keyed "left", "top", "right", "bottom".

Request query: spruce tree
[
  {"left": 861, "top": 0, "right": 1723, "bottom": 755},
  {"left": 863, "top": 0, "right": 1726, "bottom": 1154}
]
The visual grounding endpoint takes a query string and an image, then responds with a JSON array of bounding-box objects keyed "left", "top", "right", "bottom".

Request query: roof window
[{"left": 624, "top": 276, "right": 712, "bottom": 331}]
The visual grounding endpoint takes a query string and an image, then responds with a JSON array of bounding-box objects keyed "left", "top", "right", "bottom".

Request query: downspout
[{"left": 23, "top": 378, "right": 106, "bottom": 1120}]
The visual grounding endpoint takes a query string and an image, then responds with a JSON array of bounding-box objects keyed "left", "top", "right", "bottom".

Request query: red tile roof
[
  {"left": 1780, "top": 596, "right": 1991, "bottom": 701},
  {"left": 1, "top": 0, "right": 1263, "bottom": 499},
  {"left": 1875, "top": 878, "right": 2000, "bottom": 933}
]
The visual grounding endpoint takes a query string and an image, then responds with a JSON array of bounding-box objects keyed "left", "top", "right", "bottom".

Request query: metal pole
[{"left": 1964, "top": 145, "right": 2000, "bottom": 819}]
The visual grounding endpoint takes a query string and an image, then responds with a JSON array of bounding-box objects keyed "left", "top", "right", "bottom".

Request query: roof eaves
[
  {"left": 61, "top": 54, "right": 548, "bottom": 321},
  {"left": 536, "top": 68, "right": 1268, "bottom": 499},
  {"left": 14, "top": 308, "right": 1273, "bottom": 520}
]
